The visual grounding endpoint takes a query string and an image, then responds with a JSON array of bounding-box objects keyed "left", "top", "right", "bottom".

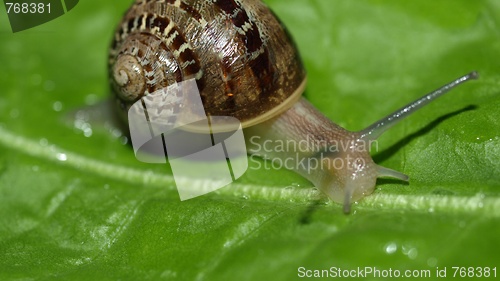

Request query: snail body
[{"left": 109, "top": 0, "right": 478, "bottom": 212}]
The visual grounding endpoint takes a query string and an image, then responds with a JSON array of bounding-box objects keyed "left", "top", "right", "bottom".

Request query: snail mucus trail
[{"left": 108, "top": 0, "right": 479, "bottom": 213}]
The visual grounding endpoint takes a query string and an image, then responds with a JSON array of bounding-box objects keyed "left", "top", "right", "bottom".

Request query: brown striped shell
[{"left": 109, "top": 0, "right": 306, "bottom": 129}]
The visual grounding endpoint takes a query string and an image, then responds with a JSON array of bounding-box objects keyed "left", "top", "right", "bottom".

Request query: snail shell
[{"left": 109, "top": 0, "right": 306, "bottom": 128}]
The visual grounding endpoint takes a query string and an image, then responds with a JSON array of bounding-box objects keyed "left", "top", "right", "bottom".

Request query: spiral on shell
[{"left": 109, "top": 0, "right": 306, "bottom": 127}]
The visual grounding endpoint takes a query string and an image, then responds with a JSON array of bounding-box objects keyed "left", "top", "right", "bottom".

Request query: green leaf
[{"left": 1, "top": 0, "right": 499, "bottom": 280}]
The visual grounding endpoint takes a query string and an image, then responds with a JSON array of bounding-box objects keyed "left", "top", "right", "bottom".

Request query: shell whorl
[{"left": 109, "top": 0, "right": 306, "bottom": 125}]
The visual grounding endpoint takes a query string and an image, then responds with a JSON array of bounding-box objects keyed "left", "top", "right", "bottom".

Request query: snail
[{"left": 109, "top": 0, "right": 478, "bottom": 213}]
